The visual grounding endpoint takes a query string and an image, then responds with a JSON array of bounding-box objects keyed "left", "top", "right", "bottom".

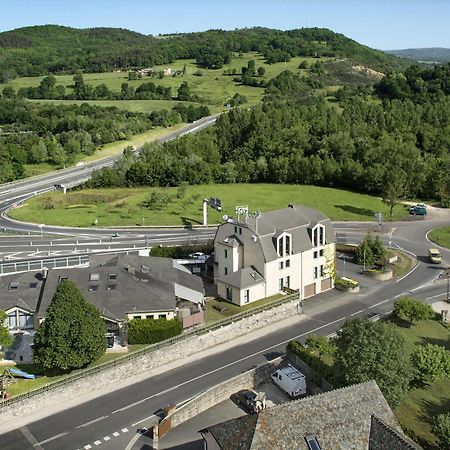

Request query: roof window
[
  {"left": 8, "top": 282, "right": 19, "bottom": 290},
  {"left": 89, "top": 273, "right": 100, "bottom": 282},
  {"left": 305, "top": 435, "right": 322, "bottom": 450}
]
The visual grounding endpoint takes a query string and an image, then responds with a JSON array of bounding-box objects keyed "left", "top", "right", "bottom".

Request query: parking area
[{"left": 132, "top": 381, "right": 291, "bottom": 450}]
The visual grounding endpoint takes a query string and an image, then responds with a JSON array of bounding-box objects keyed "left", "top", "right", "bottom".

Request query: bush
[
  {"left": 335, "top": 277, "right": 359, "bottom": 288},
  {"left": 287, "top": 340, "right": 338, "bottom": 386},
  {"left": 394, "top": 297, "right": 435, "bottom": 326},
  {"left": 128, "top": 318, "right": 183, "bottom": 345},
  {"left": 150, "top": 241, "right": 213, "bottom": 258},
  {"left": 412, "top": 344, "right": 450, "bottom": 384},
  {"left": 433, "top": 413, "right": 450, "bottom": 450}
]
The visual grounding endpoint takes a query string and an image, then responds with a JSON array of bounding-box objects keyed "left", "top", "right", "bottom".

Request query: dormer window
[
  {"left": 277, "top": 232, "right": 292, "bottom": 257},
  {"left": 312, "top": 225, "right": 325, "bottom": 247}
]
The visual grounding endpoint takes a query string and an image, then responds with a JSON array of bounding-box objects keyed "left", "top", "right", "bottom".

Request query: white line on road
[
  {"left": 76, "top": 416, "right": 109, "bottom": 428},
  {"left": 350, "top": 309, "right": 366, "bottom": 316},
  {"left": 121, "top": 428, "right": 129, "bottom": 433},
  {"left": 94, "top": 440, "right": 102, "bottom": 446},
  {"left": 132, "top": 414, "right": 158, "bottom": 427},
  {"left": 396, "top": 260, "right": 420, "bottom": 283},
  {"left": 426, "top": 293, "right": 446, "bottom": 300},
  {"left": 37, "top": 431, "right": 69, "bottom": 445}
]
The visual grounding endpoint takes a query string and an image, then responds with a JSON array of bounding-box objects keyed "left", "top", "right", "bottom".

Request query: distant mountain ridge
[
  {"left": 0, "top": 24, "right": 407, "bottom": 81},
  {"left": 385, "top": 47, "right": 450, "bottom": 62}
]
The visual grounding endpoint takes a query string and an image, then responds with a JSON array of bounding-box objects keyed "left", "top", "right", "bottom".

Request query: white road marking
[
  {"left": 112, "top": 432, "right": 120, "bottom": 437},
  {"left": 84, "top": 446, "right": 92, "bottom": 450},
  {"left": 94, "top": 440, "right": 102, "bottom": 446},
  {"left": 368, "top": 298, "right": 391, "bottom": 309},
  {"left": 121, "top": 428, "right": 129, "bottom": 433},
  {"left": 426, "top": 293, "right": 446, "bottom": 300},
  {"left": 37, "top": 432, "right": 69, "bottom": 445},
  {"left": 76, "top": 416, "right": 108, "bottom": 428},
  {"left": 396, "top": 260, "right": 420, "bottom": 283},
  {"left": 103, "top": 436, "right": 110, "bottom": 441},
  {"left": 350, "top": 309, "right": 365, "bottom": 316}
]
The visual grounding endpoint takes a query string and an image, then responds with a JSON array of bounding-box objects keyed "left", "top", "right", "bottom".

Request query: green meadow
[{"left": 9, "top": 184, "right": 408, "bottom": 227}]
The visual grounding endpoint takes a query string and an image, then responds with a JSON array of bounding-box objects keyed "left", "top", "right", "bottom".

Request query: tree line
[
  {"left": 87, "top": 64, "right": 450, "bottom": 206},
  {"left": 0, "top": 25, "right": 406, "bottom": 82}
]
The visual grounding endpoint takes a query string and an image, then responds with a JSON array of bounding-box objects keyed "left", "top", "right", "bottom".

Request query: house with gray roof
[
  {"left": 200, "top": 381, "right": 422, "bottom": 450},
  {"left": 213, "top": 204, "right": 335, "bottom": 305},
  {"left": 0, "top": 255, "right": 204, "bottom": 343}
]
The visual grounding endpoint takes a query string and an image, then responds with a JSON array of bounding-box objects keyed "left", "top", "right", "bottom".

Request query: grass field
[
  {"left": 428, "top": 226, "right": 450, "bottom": 250},
  {"left": 392, "top": 319, "right": 450, "bottom": 449},
  {"left": 7, "top": 52, "right": 330, "bottom": 112},
  {"left": 9, "top": 184, "right": 409, "bottom": 227}
]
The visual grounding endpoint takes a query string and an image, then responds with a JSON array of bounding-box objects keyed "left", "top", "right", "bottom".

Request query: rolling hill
[
  {"left": 0, "top": 25, "right": 407, "bottom": 81},
  {"left": 386, "top": 47, "right": 450, "bottom": 63}
]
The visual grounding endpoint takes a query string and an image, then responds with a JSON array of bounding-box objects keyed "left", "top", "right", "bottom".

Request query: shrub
[
  {"left": 128, "top": 318, "right": 183, "bottom": 345},
  {"left": 412, "top": 344, "right": 450, "bottom": 384},
  {"left": 287, "top": 340, "right": 338, "bottom": 386},
  {"left": 394, "top": 297, "right": 435, "bottom": 326},
  {"left": 433, "top": 413, "right": 450, "bottom": 450}
]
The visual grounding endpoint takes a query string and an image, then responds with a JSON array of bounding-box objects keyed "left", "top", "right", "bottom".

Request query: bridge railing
[{"left": 0, "top": 290, "right": 300, "bottom": 409}]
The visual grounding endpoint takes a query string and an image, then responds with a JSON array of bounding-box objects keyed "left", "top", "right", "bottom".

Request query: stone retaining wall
[
  {"left": 162, "top": 357, "right": 283, "bottom": 433},
  {"left": 0, "top": 299, "right": 301, "bottom": 420}
]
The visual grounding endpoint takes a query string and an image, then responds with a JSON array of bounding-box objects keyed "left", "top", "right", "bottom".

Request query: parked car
[
  {"left": 271, "top": 365, "right": 307, "bottom": 398},
  {"left": 188, "top": 252, "right": 205, "bottom": 259},
  {"left": 428, "top": 248, "right": 442, "bottom": 264},
  {"left": 409, "top": 206, "right": 427, "bottom": 216},
  {"left": 234, "top": 389, "right": 266, "bottom": 413}
]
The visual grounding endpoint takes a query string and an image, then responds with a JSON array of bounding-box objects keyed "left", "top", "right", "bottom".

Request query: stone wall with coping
[
  {"left": 0, "top": 299, "right": 301, "bottom": 420},
  {"left": 162, "top": 357, "right": 283, "bottom": 431}
]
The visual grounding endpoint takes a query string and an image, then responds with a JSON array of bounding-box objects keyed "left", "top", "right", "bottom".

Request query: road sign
[
  {"left": 235, "top": 206, "right": 248, "bottom": 216},
  {"left": 374, "top": 212, "right": 383, "bottom": 224}
]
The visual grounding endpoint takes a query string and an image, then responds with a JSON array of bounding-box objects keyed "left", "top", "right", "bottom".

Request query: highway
[{"left": 0, "top": 114, "right": 448, "bottom": 449}]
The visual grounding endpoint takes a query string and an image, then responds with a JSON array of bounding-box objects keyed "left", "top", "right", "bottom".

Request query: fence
[
  {"left": 0, "top": 247, "right": 149, "bottom": 275},
  {"left": 0, "top": 291, "right": 300, "bottom": 410},
  {"left": 182, "top": 310, "right": 204, "bottom": 329}
]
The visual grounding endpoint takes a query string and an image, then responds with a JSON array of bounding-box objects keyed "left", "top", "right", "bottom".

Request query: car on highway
[
  {"left": 112, "top": 232, "right": 120, "bottom": 238},
  {"left": 428, "top": 248, "right": 442, "bottom": 264},
  {"left": 409, "top": 205, "right": 427, "bottom": 216},
  {"left": 188, "top": 252, "right": 206, "bottom": 259}
]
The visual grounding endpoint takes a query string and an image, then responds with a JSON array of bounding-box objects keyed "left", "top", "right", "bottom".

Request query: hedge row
[
  {"left": 287, "top": 340, "right": 339, "bottom": 386},
  {"left": 128, "top": 318, "right": 183, "bottom": 345}
]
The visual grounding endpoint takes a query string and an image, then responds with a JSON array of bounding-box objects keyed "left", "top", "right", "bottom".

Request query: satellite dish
[{"left": 223, "top": 215, "right": 229, "bottom": 221}]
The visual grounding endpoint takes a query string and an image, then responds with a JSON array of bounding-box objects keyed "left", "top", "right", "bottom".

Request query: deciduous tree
[
  {"left": 394, "top": 297, "right": 435, "bottom": 326},
  {"left": 335, "top": 318, "right": 413, "bottom": 406},
  {"left": 412, "top": 344, "right": 450, "bottom": 384},
  {"left": 33, "top": 280, "right": 106, "bottom": 374}
]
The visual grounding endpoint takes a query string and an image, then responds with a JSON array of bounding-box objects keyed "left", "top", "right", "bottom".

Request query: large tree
[
  {"left": 335, "top": 318, "right": 413, "bottom": 406},
  {"left": 33, "top": 280, "right": 106, "bottom": 374}
]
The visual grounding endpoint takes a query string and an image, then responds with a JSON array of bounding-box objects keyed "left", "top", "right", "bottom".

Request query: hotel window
[
  {"left": 320, "top": 265, "right": 324, "bottom": 277},
  {"left": 224, "top": 249, "right": 228, "bottom": 258},
  {"left": 278, "top": 236, "right": 284, "bottom": 258},
  {"left": 279, "top": 278, "right": 284, "bottom": 291},
  {"left": 279, "top": 261, "right": 284, "bottom": 270},
  {"left": 314, "top": 267, "right": 318, "bottom": 279},
  {"left": 319, "top": 249, "right": 324, "bottom": 257},
  {"left": 226, "top": 287, "right": 233, "bottom": 301},
  {"left": 313, "top": 251, "right": 318, "bottom": 259},
  {"left": 285, "top": 276, "right": 290, "bottom": 288},
  {"left": 244, "top": 289, "right": 250, "bottom": 304},
  {"left": 319, "top": 226, "right": 325, "bottom": 245},
  {"left": 285, "top": 235, "right": 291, "bottom": 255},
  {"left": 286, "top": 259, "right": 290, "bottom": 268},
  {"left": 224, "top": 267, "right": 228, "bottom": 275}
]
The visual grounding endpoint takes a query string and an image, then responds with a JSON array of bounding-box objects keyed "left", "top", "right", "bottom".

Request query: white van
[{"left": 271, "top": 365, "right": 307, "bottom": 398}]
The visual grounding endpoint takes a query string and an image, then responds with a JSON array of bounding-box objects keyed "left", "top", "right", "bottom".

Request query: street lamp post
[{"left": 446, "top": 268, "right": 450, "bottom": 302}]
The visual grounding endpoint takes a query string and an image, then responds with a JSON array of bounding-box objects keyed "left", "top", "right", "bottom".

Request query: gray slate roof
[
  {"left": 215, "top": 204, "right": 335, "bottom": 266},
  {"left": 0, "top": 271, "right": 44, "bottom": 312},
  {"left": 206, "top": 381, "right": 422, "bottom": 450},
  {"left": 39, "top": 254, "right": 203, "bottom": 321},
  {"left": 216, "top": 266, "right": 264, "bottom": 289}
]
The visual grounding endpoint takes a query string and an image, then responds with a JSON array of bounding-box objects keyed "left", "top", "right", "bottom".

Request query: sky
[{"left": 0, "top": 0, "right": 449, "bottom": 50}]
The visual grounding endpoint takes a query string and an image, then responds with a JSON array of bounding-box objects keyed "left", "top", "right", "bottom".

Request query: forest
[
  {"left": 0, "top": 25, "right": 406, "bottom": 81},
  {"left": 87, "top": 63, "right": 450, "bottom": 205}
]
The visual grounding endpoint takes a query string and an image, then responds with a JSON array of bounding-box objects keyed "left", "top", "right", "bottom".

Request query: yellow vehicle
[{"left": 428, "top": 248, "right": 442, "bottom": 264}]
